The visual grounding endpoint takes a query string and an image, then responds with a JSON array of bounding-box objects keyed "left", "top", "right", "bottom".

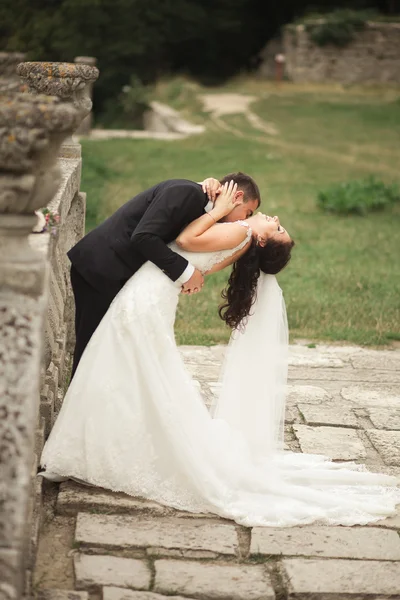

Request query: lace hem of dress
[{"left": 39, "top": 459, "right": 400, "bottom": 528}]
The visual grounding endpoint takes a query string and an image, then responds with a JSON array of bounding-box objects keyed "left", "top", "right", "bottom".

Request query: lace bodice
[{"left": 170, "top": 220, "right": 252, "bottom": 274}]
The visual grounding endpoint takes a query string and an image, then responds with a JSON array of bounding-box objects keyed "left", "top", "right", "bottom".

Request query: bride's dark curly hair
[{"left": 219, "top": 237, "right": 295, "bottom": 329}]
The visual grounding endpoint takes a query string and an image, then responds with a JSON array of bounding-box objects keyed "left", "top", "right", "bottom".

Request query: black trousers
[{"left": 70, "top": 266, "right": 122, "bottom": 379}]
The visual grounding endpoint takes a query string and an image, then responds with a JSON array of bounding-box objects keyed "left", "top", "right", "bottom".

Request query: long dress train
[{"left": 41, "top": 222, "right": 400, "bottom": 527}]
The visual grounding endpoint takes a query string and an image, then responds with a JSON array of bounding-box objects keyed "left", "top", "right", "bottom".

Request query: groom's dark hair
[{"left": 220, "top": 172, "right": 261, "bottom": 207}]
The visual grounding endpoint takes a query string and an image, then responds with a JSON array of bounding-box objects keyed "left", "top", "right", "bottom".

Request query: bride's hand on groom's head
[
  {"left": 214, "top": 180, "right": 241, "bottom": 216},
  {"left": 202, "top": 178, "right": 223, "bottom": 203}
]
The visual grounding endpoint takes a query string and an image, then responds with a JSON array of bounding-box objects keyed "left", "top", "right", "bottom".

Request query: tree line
[{"left": 1, "top": 0, "right": 398, "bottom": 112}]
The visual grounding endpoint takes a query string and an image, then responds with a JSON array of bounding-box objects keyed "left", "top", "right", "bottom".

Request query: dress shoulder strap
[{"left": 235, "top": 220, "right": 250, "bottom": 228}]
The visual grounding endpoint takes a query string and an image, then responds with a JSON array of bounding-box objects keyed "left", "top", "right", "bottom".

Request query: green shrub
[
  {"left": 302, "top": 10, "right": 373, "bottom": 47},
  {"left": 317, "top": 177, "right": 400, "bottom": 215},
  {"left": 152, "top": 77, "right": 203, "bottom": 114}
]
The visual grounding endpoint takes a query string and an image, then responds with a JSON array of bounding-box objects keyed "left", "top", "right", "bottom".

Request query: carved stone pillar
[
  {"left": 17, "top": 62, "right": 99, "bottom": 158},
  {"left": 0, "top": 52, "right": 26, "bottom": 93},
  {"left": 0, "top": 93, "right": 78, "bottom": 600},
  {"left": 74, "top": 56, "right": 97, "bottom": 135}
]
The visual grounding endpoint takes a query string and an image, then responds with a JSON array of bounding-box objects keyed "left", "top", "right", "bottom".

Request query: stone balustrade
[
  {"left": 0, "top": 91, "right": 80, "bottom": 599},
  {"left": 0, "top": 60, "right": 98, "bottom": 598},
  {"left": 17, "top": 61, "right": 97, "bottom": 597}
]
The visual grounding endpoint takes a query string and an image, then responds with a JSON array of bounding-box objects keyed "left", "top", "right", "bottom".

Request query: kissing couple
[{"left": 40, "top": 172, "right": 399, "bottom": 527}]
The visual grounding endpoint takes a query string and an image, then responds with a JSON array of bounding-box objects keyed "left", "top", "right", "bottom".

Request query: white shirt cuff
[
  {"left": 204, "top": 200, "right": 214, "bottom": 213},
  {"left": 177, "top": 263, "right": 195, "bottom": 284},
  {"left": 196, "top": 182, "right": 214, "bottom": 213}
]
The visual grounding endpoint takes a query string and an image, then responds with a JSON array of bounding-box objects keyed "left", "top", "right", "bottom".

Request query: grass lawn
[{"left": 81, "top": 80, "right": 400, "bottom": 347}]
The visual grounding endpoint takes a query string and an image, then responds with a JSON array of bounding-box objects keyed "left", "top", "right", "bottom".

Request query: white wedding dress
[{"left": 41, "top": 221, "right": 400, "bottom": 526}]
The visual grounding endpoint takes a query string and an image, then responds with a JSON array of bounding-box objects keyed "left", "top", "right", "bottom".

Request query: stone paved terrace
[{"left": 34, "top": 342, "right": 400, "bottom": 600}]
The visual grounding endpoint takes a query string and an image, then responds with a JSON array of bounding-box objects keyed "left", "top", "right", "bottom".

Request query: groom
[{"left": 68, "top": 173, "right": 261, "bottom": 377}]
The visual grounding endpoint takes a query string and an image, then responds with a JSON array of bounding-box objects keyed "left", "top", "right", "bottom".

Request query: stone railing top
[
  {"left": 48, "top": 157, "right": 81, "bottom": 217},
  {"left": 18, "top": 62, "right": 99, "bottom": 155},
  {"left": 29, "top": 157, "right": 81, "bottom": 258},
  {"left": 17, "top": 62, "right": 99, "bottom": 99}
]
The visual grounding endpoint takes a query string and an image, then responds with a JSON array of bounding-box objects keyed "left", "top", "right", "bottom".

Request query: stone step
[
  {"left": 366, "top": 429, "right": 400, "bottom": 466},
  {"left": 289, "top": 367, "right": 400, "bottom": 384},
  {"left": 57, "top": 481, "right": 172, "bottom": 516},
  {"left": 282, "top": 557, "right": 400, "bottom": 598},
  {"left": 36, "top": 591, "right": 89, "bottom": 600},
  {"left": 103, "top": 588, "right": 194, "bottom": 600},
  {"left": 74, "top": 554, "right": 151, "bottom": 592},
  {"left": 251, "top": 526, "right": 400, "bottom": 560},
  {"left": 153, "top": 559, "right": 275, "bottom": 600},
  {"left": 293, "top": 424, "right": 367, "bottom": 460},
  {"left": 57, "top": 481, "right": 216, "bottom": 519},
  {"left": 297, "top": 403, "right": 360, "bottom": 428},
  {"left": 75, "top": 513, "right": 241, "bottom": 558},
  {"left": 367, "top": 407, "right": 400, "bottom": 430},
  {"left": 75, "top": 554, "right": 274, "bottom": 599}
]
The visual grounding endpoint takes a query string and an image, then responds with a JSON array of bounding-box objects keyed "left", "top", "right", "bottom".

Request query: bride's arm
[
  {"left": 177, "top": 220, "right": 248, "bottom": 253},
  {"left": 176, "top": 181, "right": 248, "bottom": 252}
]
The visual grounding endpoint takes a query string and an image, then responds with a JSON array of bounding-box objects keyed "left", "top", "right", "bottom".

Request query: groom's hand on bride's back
[{"left": 181, "top": 268, "right": 204, "bottom": 295}]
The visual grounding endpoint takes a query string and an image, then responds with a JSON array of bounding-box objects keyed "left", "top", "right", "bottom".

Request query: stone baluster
[
  {"left": 0, "top": 93, "right": 79, "bottom": 600},
  {"left": 74, "top": 56, "right": 97, "bottom": 135},
  {"left": 17, "top": 62, "right": 99, "bottom": 158},
  {"left": 0, "top": 52, "right": 26, "bottom": 93}
]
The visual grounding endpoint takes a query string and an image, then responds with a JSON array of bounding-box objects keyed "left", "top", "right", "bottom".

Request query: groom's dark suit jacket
[{"left": 68, "top": 179, "right": 208, "bottom": 295}]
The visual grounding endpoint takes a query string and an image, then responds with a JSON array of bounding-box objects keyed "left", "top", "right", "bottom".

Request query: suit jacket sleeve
[{"left": 130, "top": 183, "right": 205, "bottom": 281}]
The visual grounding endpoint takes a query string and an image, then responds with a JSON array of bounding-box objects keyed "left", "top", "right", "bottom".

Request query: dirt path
[
  {"left": 201, "top": 92, "right": 279, "bottom": 136},
  {"left": 200, "top": 92, "right": 399, "bottom": 177}
]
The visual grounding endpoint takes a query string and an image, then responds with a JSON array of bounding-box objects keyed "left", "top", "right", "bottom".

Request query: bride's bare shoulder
[{"left": 216, "top": 221, "right": 251, "bottom": 244}]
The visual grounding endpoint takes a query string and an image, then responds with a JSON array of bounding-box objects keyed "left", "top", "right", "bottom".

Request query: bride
[{"left": 41, "top": 181, "right": 399, "bottom": 527}]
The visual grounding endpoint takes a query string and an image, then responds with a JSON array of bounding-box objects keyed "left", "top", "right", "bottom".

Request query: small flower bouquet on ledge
[{"left": 32, "top": 208, "right": 60, "bottom": 235}]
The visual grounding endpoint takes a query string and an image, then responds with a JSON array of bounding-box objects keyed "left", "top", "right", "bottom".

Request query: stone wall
[
  {"left": 0, "top": 93, "right": 79, "bottom": 600},
  {"left": 283, "top": 22, "right": 400, "bottom": 83},
  {"left": 26, "top": 162, "right": 86, "bottom": 592},
  {"left": 33, "top": 160, "right": 85, "bottom": 436},
  {"left": 0, "top": 60, "right": 98, "bottom": 600}
]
